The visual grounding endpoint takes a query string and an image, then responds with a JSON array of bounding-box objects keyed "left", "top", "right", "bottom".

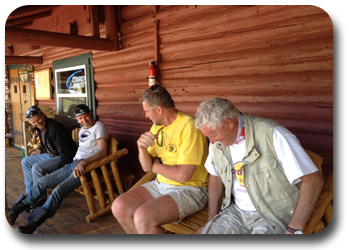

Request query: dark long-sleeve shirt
[{"left": 35, "top": 116, "right": 78, "bottom": 168}]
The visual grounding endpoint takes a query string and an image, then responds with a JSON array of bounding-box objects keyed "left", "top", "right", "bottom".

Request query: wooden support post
[
  {"left": 80, "top": 175, "right": 97, "bottom": 215},
  {"left": 153, "top": 5, "right": 158, "bottom": 14},
  {"left": 154, "top": 19, "right": 161, "bottom": 83},
  {"left": 111, "top": 160, "right": 124, "bottom": 195},
  {"left": 6, "top": 27, "right": 114, "bottom": 51},
  {"left": 117, "top": 6, "right": 123, "bottom": 27},
  {"left": 101, "top": 165, "right": 115, "bottom": 202},
  {"left": 90, "top": 5, "right": 100, "bottom": 38},
  {"left": 104, "top": 5, "right": 120, "bottom": 51},
  {"left": 91, "top": 170, "right": 106, "bottom": 208},
  {"left": 6, "top": 56, "right": 42, "bottom": 65}
]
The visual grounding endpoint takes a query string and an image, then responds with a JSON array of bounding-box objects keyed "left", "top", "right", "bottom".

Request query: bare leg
[
  {"left": 112, "top": 186, "right": 153, "bottom": 234},
  {"left": 134, "top": 194, "right": 179, "bottom": 234}
]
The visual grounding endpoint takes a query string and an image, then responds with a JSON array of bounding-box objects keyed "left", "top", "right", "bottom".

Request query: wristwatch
[{"left": 286, "top": 226, "right": 303, "bottom": 234}]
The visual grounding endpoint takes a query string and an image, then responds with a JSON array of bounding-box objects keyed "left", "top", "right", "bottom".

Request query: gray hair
[
  {"left": 139, "top": 85, "right": 175, "bottom": 110},
  {"left": 195, "top": 98, "right": 240, "bottom": 130}
]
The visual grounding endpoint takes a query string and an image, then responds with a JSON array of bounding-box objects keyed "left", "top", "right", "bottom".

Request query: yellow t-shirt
[{"left": 147, "top": 111, "right": 209, "bottom": 188}]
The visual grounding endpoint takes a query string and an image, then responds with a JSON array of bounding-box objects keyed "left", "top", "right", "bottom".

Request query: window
[{"left": 53, "top": 53, "right": 96, "bottom": 119}]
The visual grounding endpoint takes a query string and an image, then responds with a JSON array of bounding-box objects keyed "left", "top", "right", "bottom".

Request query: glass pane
[
  {"left": 58, "top": 96, "right": 87, "bottom": 117},
  {"left": 56, "top": 67, "right": 87, "bottom": 94}
]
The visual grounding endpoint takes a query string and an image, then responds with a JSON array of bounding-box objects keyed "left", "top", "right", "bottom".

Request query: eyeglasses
[
  {"left": 25, "top": 106, "right": 41, "bottom": 119},
  {"left": 155, "top": 127, "right": 164, "bottom": 147}
]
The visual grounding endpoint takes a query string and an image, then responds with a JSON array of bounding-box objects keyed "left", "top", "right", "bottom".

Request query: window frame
[{"left": 52, "top": 53, "right": 96, "bottom": 120}]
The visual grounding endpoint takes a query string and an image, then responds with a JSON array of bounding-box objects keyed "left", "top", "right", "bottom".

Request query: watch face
[{"left": 294, "top": 230, "right": 303, "bottom": 234}]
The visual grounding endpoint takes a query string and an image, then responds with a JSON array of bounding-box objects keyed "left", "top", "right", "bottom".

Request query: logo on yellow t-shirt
[
  {"left": 232, "top": 162, "right": 244, "bottom": 187},
  {"left": 166, "top": 144, "right": 177, "bottom": 153}
]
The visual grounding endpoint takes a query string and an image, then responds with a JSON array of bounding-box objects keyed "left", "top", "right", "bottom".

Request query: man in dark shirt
[{"left": 8, "top": 105, "right": 77, "bottom": 224}]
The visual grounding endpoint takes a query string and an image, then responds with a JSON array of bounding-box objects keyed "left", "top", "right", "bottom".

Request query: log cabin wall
[{"left": 12, "top": 5, "right": 333, "bottom": 180}]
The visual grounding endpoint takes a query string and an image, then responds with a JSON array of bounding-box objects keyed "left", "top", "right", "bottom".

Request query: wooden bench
[
  {"left": 71, "top": 128, "right": 134, "bottom": 222},
  {"left": 131, "top": 149, "right": 333, "bottom": 234}
]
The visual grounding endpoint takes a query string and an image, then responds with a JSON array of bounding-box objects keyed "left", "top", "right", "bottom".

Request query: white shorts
[
  {"left": 142, "top": 179, "right": 208, "bottom": 223},
  {"left": 201, "top": 203, "right": 276, "bottom": 234}
]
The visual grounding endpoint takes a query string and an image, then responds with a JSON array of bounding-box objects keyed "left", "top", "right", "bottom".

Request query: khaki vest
[{"left": 212, "top": 113, "right": 300, "bottom": 234}]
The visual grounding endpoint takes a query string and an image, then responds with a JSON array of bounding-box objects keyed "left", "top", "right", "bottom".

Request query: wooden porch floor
[{"left": 5, "top": 146, "right": 126, "bottom": 234}]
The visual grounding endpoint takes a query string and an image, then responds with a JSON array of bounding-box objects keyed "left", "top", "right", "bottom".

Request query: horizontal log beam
[
  {"left": 6, "top": 27, "right": 114, "bottom": 51},
  {"left": 5, "top": 55, "right": 42, "bottom": 65},
  {"left": 7, "top": 5, "right": 58, "bottom": 20},
  {"left": 6, "top": 11, "right": 52, "bottom": 27},
  {"left": 13, "top": 21, "right": 33, "bottom": 28}
]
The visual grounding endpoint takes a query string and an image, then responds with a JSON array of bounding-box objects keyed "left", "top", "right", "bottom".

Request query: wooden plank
[
  {"left": 190, "top": 211, "right": 208, "bottom": 221},
  {"left": 185, "top": 214, "right": 206, "bottom": 225},
  {"left": 179, "top": 219, "right": 201, "bottom": 231}
]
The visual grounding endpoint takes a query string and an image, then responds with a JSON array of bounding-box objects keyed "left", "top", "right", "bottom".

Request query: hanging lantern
[{"left": 19, "top": 64, "right": 33, "bottom": 82}]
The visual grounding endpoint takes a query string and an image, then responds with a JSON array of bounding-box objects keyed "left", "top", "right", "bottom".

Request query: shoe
[
  {"left": 24, "top": 197, "right": 47, "bottom": 213},
  {"left": 15, "top": 207, "right": 50, "bottom": 234},
  {"left": 8, "top": 194, "right": 32, "bottom": 225}
]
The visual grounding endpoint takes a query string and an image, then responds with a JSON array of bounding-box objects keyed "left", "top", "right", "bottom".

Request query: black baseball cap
[
  {"left": 25, "top": 105, "right": 42, "bottom": 120},
  {"left": 73, "top": 104, "right": 90, "bottom": 117}
]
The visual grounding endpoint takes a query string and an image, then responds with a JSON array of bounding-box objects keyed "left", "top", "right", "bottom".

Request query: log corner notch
[{"left": 5, "top": 27, "right": 114, "bottom": 51}]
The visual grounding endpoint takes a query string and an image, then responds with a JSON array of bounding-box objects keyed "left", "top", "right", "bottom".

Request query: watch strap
[{"left": 286, "top": 226, "right": 302, "bottom": 234}]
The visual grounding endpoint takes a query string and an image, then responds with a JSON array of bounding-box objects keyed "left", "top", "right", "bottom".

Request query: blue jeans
[
  {"left": 26, "top": 161, "right": 82, "bottom": 217},
  {"left": 22, "top": 153, "right": 61, "bottom": 198}
]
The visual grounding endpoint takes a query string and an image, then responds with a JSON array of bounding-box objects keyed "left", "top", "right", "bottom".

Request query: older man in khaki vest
[{"left": 195, "top": 97, "right": 324, "bottom": 234}]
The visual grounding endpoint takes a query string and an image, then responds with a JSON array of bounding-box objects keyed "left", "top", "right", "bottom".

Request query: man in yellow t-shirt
[{"left": 112, "top": 85, "right": 209, "bottom": 234}]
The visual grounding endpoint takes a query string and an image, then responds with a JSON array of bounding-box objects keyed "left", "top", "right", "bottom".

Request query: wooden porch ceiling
[
  {"left": 5, "top": 146, "right": 126, "bottom": 234},
  {"left": 5, "top": 5, "right": 119, "bottom": 65}
]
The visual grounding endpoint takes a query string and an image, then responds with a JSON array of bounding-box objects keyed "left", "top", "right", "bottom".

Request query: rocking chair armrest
[
  {"left": 83, "top": 148, "right": 129, "bottom": 174},
  {"left": 130, "top": 171, "right": 157, "bottom": 190}
]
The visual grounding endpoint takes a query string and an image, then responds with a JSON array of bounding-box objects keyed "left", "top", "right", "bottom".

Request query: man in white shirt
[{"left": 194, "top": 97, "right": 324, "bottom": 234}]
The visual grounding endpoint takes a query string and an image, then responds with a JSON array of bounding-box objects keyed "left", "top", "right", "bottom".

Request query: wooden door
[
  {"left": 10, "top": 68, "right": 35, "bottom": 148},
  {"left": 20, "top": 81, "right": 32, "bottom": 121}
]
